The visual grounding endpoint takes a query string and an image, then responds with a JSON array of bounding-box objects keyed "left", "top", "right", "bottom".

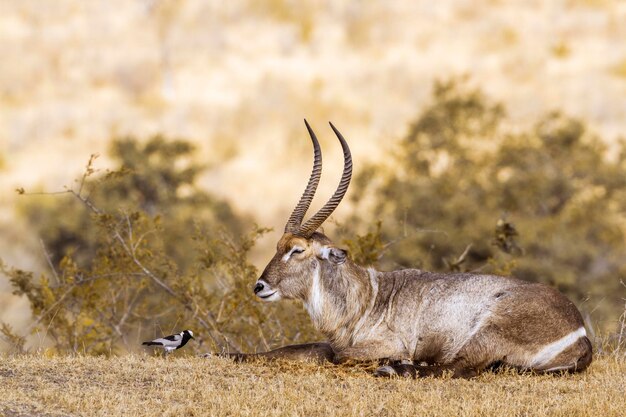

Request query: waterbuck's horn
[
  {"left": 297, "top": 122, "right": 352, "bottom": 237},
  {"left": 284, "top": 119, "right": 323, "bottom": 233}
]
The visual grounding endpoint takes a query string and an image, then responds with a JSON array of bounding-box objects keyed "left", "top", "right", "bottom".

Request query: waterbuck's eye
[{"left": 281, "top": 246, "right": 305, "bottom": 262}]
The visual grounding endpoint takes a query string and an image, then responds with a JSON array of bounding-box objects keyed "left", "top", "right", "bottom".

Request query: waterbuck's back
[{"left": 372, "top": 269, "right": 588, "bottom": 371}]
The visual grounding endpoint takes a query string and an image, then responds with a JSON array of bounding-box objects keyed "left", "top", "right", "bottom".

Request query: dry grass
[{"left": 0, "top": 353, "right": 624, "bottom": 417}]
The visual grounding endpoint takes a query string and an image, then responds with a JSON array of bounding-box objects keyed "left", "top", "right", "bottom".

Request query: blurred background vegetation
[{"left": 0, "top": 1, "right": 625, "bottom": 354}]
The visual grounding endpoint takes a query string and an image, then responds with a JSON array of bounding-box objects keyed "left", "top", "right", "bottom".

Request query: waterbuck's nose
[{"left": 253, "top": 282, "right": 264, "bottom": 294}]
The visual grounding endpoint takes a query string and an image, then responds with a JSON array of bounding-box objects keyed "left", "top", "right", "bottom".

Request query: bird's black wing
[
  {"left": 163, "top": 334, "right": 182, "bottom": 342},
  {"left": 143, "top": 333, "right": 182, "bottom": 347}
]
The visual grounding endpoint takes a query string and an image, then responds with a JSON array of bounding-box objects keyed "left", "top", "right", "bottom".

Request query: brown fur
[{"left": 236, "top": 233, "right": 593, "bottom": 378}]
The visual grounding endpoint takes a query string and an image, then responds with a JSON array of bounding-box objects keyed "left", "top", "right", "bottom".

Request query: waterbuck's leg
[
  {"left": 375, "top": 331, "right": 495, "bottom": 379},
  {"left": 333, "top": 341, "right": 406, "bottom": 364},
  {"left": 379, "top": 325, "right": 593, "bottom": 378},
  {"left": 417, "top": 363, "right": 484, "bottom": 379},
  {"left": 375, "top": 361, "right": 486, "bottom": 379},
  {"left": 374, "top": 362, "right": 418, "bottom": 378},
  {"left": 207, "top": 342, "right": 336, "bottom": 364}
]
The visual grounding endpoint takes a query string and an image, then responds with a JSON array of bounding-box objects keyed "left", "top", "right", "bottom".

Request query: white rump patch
[
  {"left": 531, "top": 327, "right": 587, "bottom": 368},
  {"left": 541, "top": 364, "right": 576, "bottom": 372}
]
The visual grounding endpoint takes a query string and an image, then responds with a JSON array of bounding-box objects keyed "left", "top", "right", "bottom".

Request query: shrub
[{"left": 2, "top": 137, "right": 319, "bottom": 354}]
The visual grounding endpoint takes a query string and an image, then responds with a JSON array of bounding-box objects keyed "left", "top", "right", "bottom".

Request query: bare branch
[
  {"left": 68, "top": 189, "right": 102, "bottom": 215},
  {"left": 39, "top": 239, "right": 60, "bottom": 285}
]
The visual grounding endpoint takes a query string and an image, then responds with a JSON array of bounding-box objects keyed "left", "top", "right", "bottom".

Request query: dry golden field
[{"left": 0, "top": 353, "right": 625, "bottom": 417}]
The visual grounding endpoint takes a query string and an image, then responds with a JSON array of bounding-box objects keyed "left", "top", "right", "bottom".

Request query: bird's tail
[{"left": 142, "top": 341, "right": 161, "bottom": 346}]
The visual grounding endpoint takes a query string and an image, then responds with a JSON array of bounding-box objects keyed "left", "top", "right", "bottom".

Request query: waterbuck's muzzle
[{"left": 253, "top": 279, "right": 280, "bottom": 301}]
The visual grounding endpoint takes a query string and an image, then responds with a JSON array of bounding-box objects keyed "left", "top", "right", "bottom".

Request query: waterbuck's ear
[{"left": 318, "top": 246, "right": 347, "bottom": 264}]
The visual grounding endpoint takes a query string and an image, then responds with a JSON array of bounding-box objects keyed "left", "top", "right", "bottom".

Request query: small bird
[{"left": 142, "top": 330, "right": 195, "bottom": 355}]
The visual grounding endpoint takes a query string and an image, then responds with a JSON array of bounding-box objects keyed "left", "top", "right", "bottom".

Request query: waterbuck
[{"left": 230, "top": 120, "right": 592, "bottom": 378}]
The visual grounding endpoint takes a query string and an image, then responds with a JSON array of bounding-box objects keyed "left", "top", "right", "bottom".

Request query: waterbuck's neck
[{"left": 303, "top": 259, "right": 376, "bottom": 349}]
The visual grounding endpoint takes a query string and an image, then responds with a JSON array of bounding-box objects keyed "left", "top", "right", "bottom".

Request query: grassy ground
[{"left": 0, "top": 354, "right": 624, "bottom": 417}]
